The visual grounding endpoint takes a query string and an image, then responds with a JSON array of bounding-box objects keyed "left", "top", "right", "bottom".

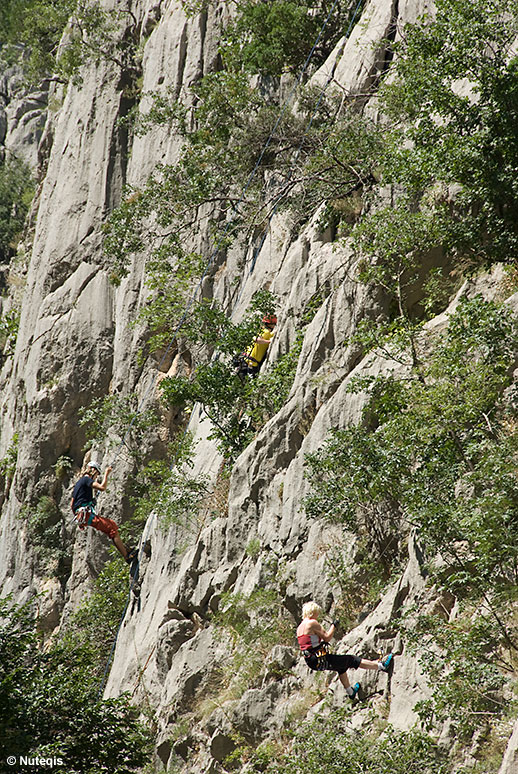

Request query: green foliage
[
  {"left": 306, "top": 297, "right": 518, "bottom": 744},
  {"left": 160, "top": 332, "right": 301, "bottom": 461},
  {"left": 0, "top": 0, "right": 140, "bottom": 87},
  {"left": 400, "top": 607, "right": 509, "bottom": 739},
  {"left": 223, "top": 1, "right": 332, "bottom": 76},
  {"left": 215, "top": 588, "right": 290, "bottom": 647},
  {"left": 159, "top": 465, "right": 209, "bottom": 533},
  {"left": 161, "top": 359, "right": 251, "bottom": 460},
  {"left": 78, "top": 393, "right": 159, "bottom": 461},
  {"left": 183, "top": 0, "right": 364, "bottom": 77},
  {"left": 52, "top": 454, "right": 73, "bottom": 481},
  {"left": 159, "top": 291, "right": 287, "bottom": 460},
  {"left": 263, "top": 710, "right": 450, "bottom": 774},
  {"left": 105, "top": 68, "right": 307, "bottom": 279},
  {"left": 0, "top": 595, "right": 151, "bottom": 772},
  {"left": 246, "top": 331, "right": 303, "bottom": 423},
  {"left": 65, "top": 556, "right": 129, "bottom": 673},
  {"left": 305, "top": 297, "right": 518, "bottom": 593},
  {"left": 0, "top": 310, "right": 20, "bottom": 358},
  {"left": 119, "top": 433, "right": 210, "bottom": 545},
  {"left": 25, "top": 495, "right": 70, "bottom": 578},
  {"left": 0, "top": 0, "right": 74, "bottom": 82},
  {"left": 133, "top": 249, "right": 205, "bottom": 358},
  {"left": 245, "top": 537, "right": 261, "bottom": 558},
  {"left": 0, "top": 156, "right": 34, "bottom": 262},
  {"left": 0, "top": 432, "right": 18, "bottom": 479},
  {"left": 377, "top": 0, "right": 518, "bottom": 266}
]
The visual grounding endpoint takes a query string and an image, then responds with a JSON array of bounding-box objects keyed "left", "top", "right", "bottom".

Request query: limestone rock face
[
  {"left": 499, "top": 724, "right": 518, "bottom": 774},
  {"left": 0, "top": 0, "right": 516, "bottom": 771},
  {"left": 0, "top": 64, "right": 48, "bottom": 168}
]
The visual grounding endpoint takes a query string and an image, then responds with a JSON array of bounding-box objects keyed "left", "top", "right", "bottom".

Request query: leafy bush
[
  {"left": 0, "top": 0, "right": 139, "bottom": 86},
  {"left": 0, "top": 432, "right": 18, "bottom": 479},
  {"left": 0, "top": 157, "right": 34, "bottom": 263},
  {"left": 122, "top": 434, "right": 209, "bottom": 539},
  {"left": 376, "top": 0, "right": 518, "bottom": 267},
  {"left": 65, "top": 556, "right": 130, "bottom": 673},
  {"left": 305, "top": 296, "right": 518, "bottom": 746},
  {"left": 263, "top": 712, "right": 450, "bottom": 774},
  {"left": 400, "top": 608, "right": 509, "bottom": 739},
  {"left": 183, "top": 0, "right": 364, "bottom": 77},
  {"left": 306, "top": 297, "right": 518, "bottom": 593},
  {"left": 0, "top": 309, "right": 20, "bottom": 352},
  {"left": 0, "top": 595, "right": 151, "bottom": 773},
  {"left": 158, "top": 291, "right": 281, "bottom": 458},
  {"left": 52, "top": 454, "right": 73, "bottom": 481},
  {"left": 104, "top": 68, "right": 310, "bottom": 282},
  {"left": 160, "top": 333, "right": 302, "bottom": 461}
]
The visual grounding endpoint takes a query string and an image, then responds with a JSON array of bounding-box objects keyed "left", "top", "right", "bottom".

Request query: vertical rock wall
[{"left": 1, "top": 0, "right": 517, "bottom": 771}]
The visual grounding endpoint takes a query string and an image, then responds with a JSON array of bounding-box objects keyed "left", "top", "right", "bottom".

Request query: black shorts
[{"left": 304, "top": 652, "right": 361, "bottom": 674}]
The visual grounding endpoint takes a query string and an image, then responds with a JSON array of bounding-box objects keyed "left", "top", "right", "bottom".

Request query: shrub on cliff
[
  {"left": 0, "top": 0, "right": 139, "bottom": 86},
  {"left": 0, "top": 156, "right": 33, "bottom": 262},
  {"left": 0, "top": 595, "right": 151, "bottom": 773}
]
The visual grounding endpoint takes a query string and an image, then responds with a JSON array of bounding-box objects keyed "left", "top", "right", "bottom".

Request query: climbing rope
[{"left": 95, "top": 0, "right": 365, "bottom": 697}]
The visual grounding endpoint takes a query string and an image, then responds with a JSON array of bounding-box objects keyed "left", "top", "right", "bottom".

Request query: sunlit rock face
[{"left": 2, "top": 1, "right": 518, "bottom": 771}]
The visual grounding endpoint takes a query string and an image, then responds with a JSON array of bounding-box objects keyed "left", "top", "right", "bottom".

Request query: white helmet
[{"left": 88, "top": 461, "right": 101, "bottom": 473}]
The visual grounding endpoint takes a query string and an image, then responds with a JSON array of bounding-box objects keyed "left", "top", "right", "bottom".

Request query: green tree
[
  {"left": 182, "top": 0, "right": 364, "bottom": 77},
  {"left": 123, "top": 434, "right": 209, "bottom": 537},
  {"left": 378, "top": 0, "right": 518, "bottom": 266},
  {"left": 0, "top": 0, "right": 139, "bottom": 86},
  {"left": 304, "top": 297, "right": 518, "bottom": 742},
  {"left": 305, "top": 297, "right": 518, "bottom": 593},
  {"left": 157, "top": 292, "right": 304, "bottom": 461},
  {"left": 78, "top": 393, "right": 159, "bottom": 462},
  {"left": 400, "top": 609, "right": 509, "bottom": 738},
  {"left": 0, "top": 596, "right": 151, "bottom": 773}
]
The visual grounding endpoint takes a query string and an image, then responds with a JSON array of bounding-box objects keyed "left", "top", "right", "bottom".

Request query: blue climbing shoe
[
  {"left": 379, "top": 653, "right": 393, "bottom": 673},
  {"left": 349, "top": 682, "right": 360, "bottom": 700}
]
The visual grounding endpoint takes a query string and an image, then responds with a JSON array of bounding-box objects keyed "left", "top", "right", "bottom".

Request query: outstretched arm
[{"left": 92, "top": 465, "right": 112, "bottom": 492}]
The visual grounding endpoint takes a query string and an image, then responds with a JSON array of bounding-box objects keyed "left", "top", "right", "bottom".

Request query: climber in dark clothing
[
  {"left": 297, "top": 601, "right": 393, "bottom": 699},
  {"left": 71, "top": 461, "right": 136, "bottom": 563},
  {"left": 234, "top": 314, "right": 277, "bottom": 381}
]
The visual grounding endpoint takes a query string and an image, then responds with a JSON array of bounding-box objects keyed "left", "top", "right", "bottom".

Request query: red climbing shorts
[{"left": 90, "top": 514, "right": 119, "bottom": 540}]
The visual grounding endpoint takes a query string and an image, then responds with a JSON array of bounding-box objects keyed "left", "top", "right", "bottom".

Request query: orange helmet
[{"left": 263, "top": 314, "right": 277, "bottom": 325}]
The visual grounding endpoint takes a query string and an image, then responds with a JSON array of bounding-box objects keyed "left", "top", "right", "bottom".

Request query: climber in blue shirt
[{"left": 71, "top": 461, "right": 136, "bottom": 563}]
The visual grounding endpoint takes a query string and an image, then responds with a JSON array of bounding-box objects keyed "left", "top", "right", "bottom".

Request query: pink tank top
[{"left": 297, "top": 632, "right": 321, "bottom": 651}]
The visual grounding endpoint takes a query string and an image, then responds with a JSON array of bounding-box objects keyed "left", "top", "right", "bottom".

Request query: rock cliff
[{"left": 1, "top": 1, "right": 517, "bottom": 772}]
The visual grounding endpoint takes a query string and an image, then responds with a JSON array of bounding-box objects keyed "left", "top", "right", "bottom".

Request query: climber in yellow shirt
[{"left": 235, "top": 314, "right": 277, "bottom": 381}]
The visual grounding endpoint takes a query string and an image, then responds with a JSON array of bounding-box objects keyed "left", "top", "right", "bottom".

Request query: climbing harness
[
  {"left": 73, "top": 503, "right": 96, "bottom": 530},
  {"left": 303, "top": 642, "right": 330, "bottom": 671}
]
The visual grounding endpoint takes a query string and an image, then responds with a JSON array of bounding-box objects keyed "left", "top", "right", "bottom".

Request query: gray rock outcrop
[{"left": 0, "top": 0, "right": 516, "bottom": 771}]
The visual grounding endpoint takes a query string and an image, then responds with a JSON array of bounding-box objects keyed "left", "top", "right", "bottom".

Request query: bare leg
[
  {"left": 339, "top": 672, "right": 351, "bottom": 690},
  {"left": 359, "top": 658, "right": 380, "bottom": 670},
  {"left": 112, "top": 534, "right": 129, "bottom": 560}
]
